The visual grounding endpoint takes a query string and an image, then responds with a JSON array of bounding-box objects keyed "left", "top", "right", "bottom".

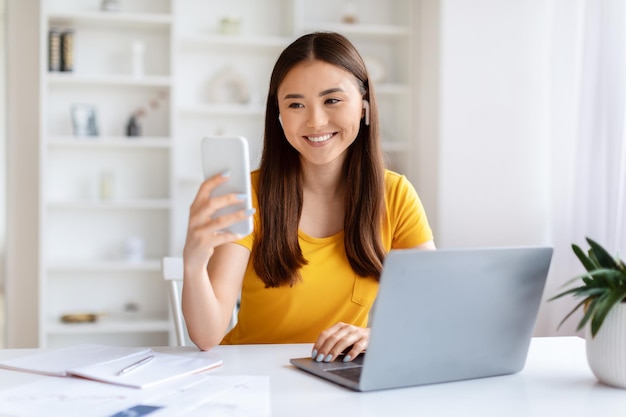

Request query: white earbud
[
  {"left": 362, "top": 100, "right": 370, "bottom": 126},
  {"left": 278, "top": 114, "right": 283, "bottom": 127}
]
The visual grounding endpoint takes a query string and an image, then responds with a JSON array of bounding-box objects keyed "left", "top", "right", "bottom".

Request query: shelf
[
  {"left": 47, "top": 73, "right": 172, "bottom": 88},
  {"left": 47, "top": 11, "right": 172, "bottom": 29},
  {"left": 46, "top": 316, "right": 170, "bottom": 335},
  {"left": 47, "top": 259, "right": 162, "bottom": 273},
  {"left": 47, "top": 136, "right": 171, "bottom": 149},
  {"left": 179, "top": 34, "right": 290, "bottom": 50},
  {"left": 178, "top": 104, "right": 265, "bottom": 116},
  {"left": 47, "top": 199, "right": 171, "bottom": 210},
  {"left": 299, "top": 23, "right": 411, "bottom": 38}
]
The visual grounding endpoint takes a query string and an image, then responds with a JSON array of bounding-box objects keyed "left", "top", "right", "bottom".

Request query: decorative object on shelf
[
  {"left": 126, "top": 114, "right": 141, "bottom": 137},
  {"left": 126, "top": 90, "right": 168, "bottom": 137},
  {"left": 48, "top": 28, "right": 62, "bottom": 72},
  {"left": 208, "top": 67, "right": 250, "bottom": 105},
  {"left": 71, "top": 104, "right": 99, "bottom": 137},
  {"left": 60, "top": 312, "right": 104, "bottom": 323},
  {"left": 342, "top": 2, "right": 359, "bottom": 24},
  {"left": 124, "top": 237, "right": 145, "bottom": 263},
  {"left": 100, "top": 170, "right": 115, "bottom": 200},
  {"left": 363, "top": 56, "right": 387, "bottom": 84},
  {"left": 131, "top": 40, "right": 145, "bottom": 79},
  {"left": 219, "top": 16, "right": 242, "bottom": 35},
  {"left": 49, "top": 28, "right": 74, "bottom": 72},
  {"left": 549, "top": 237, "right": 626, "bottom": 388},
  {"left": 101, "top": 0, "right": 121, "bottom": 12},
  {"left": 60, "top": 29, "right": 74, "bottom": 72},
  {"left": 124, "top": 302, "right": 140, "bottom": 314}
]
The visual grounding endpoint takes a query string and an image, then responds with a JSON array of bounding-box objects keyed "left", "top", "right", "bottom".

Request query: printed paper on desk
[
  {"left": 0, "top": 344, "right": 151, "bottom": 377},
  {"left": 69, "top": 351, "right": 223, "bottom": 389}
]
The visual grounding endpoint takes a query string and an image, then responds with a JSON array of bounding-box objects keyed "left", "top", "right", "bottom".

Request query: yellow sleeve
[{"left": 384, "top": 171, "right": 434, "bottom": 249}]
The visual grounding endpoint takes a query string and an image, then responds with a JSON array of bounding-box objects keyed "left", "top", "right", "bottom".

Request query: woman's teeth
[{"left": 307, "top": 133, "right": 333, "bottom": 143}]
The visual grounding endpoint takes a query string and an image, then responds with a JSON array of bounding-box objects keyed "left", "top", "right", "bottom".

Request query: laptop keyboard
[{"left": 325, "top": 366, "right": 363, "bottom": 383}]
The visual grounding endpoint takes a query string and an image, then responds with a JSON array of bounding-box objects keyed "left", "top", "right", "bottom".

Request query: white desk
[{"left": 1, "top": 337, "right": 626, "bottom": 416}]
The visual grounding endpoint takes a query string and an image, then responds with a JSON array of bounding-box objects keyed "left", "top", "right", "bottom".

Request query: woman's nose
[{"left": 305, "top": 106, "right": 328, "bottom": 128}]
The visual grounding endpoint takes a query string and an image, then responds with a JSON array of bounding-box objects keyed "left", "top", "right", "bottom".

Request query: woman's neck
[
  {"left": 300, "top": 159, "right": 345, "bottom": 198},
  {"left": 298, "top": 159, "right": 347, "bottom": 238}
]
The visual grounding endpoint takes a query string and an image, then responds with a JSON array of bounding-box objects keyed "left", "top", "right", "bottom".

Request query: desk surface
[{"left": 2, "top": 337, "right": 626, "bottom": 416}]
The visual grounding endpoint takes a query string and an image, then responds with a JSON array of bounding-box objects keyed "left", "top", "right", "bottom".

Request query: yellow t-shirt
[{"left": 221, "top": 170, "right": 433, "bottom": 344}]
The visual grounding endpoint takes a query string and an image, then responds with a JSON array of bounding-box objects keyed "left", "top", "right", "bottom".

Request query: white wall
[
  {"left": 419, "top": 0, "right": 552, "bottom": 249},
  {"left": 0, "top": 0, "right": 6, "bottom": 293},
  {"left": 5, "top": 0, "right": 40, "bottom": 348}
]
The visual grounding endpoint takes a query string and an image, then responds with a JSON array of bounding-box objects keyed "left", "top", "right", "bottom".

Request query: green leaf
[
  {"left": 577, "top": 296, "right": 601, "bottom": 331},
  {"left": 548, "top": 277, "right": 612, "bottom": 301},
  {"left": 556, "top": 298, "right": 588, "bottom": 330},
  {"left": 589, "top": 289, "right": 626, "bottom": 337},
  {"left": 573, "top": 243, "right": 597, "bottom": 272},
  {"left": 587, "top": 269, "right": 626, "bottom": 288},
  {"left": 586, "top": 237, "right": 619, "bottom": 269},
  {"left": 551, "top": 238, "right": 626, "bottom": 336}
]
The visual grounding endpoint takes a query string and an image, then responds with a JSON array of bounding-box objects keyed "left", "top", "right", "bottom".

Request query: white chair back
[
  {"left": 161, "top": 257, "right": 239, "bottom": 347},
  {"left": 162, "top": 257, "right": 187, "bottom": 346}
]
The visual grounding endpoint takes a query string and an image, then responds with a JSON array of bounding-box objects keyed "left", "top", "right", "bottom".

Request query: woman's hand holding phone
[
  {"left": 183, "top": 172, "right": 252, "bottom": 267},
  {"left": 183, "top": 136, "right": 254, "bottom": 269}
]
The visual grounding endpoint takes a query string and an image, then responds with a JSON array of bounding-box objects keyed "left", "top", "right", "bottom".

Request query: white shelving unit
[
  {"left": 37, "top": 0, "right": 415, "bottom": 348},
  {"left": 39, "top": 0, "right": 174, "bottom": 348}
]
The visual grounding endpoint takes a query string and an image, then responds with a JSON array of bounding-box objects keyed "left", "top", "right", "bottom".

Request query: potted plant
[{"left": 550, "top": 237, "right": 626, "bottom": 388}]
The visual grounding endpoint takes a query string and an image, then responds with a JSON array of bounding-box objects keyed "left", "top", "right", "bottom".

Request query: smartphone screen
[{"left": 201, "top": 136, "right": 253, "bottom": 236}]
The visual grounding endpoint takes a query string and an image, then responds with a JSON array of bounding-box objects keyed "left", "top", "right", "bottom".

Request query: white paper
[
  {"left": 0, "top": 344, "right": 151, "bottom": 376},
  {"left": 69, "top": 351, "right": 223, "bottom": 389},
  {"left": 0, "top": 373, "right": 270, "bottom": 417}
]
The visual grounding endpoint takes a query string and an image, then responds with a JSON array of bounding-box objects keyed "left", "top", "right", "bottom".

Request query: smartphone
[{"left": 201, "top": 136, "right": 253, "bottom": 236}]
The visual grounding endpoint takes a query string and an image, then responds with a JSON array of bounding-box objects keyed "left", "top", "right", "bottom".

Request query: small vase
[
  {"left": 126, "top": 115, "right": 141, "bottom": 137},
  {"left": 585, "top": 302, "right": 626, "bottom": 388}
]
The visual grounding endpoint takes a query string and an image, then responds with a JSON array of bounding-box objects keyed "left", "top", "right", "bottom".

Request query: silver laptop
[{"left": 290, "top": 246, "right": 553, "bottom": 391}]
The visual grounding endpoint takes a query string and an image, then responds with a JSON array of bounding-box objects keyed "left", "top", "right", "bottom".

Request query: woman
[{"left": 182, "top": 32, "right": 435, "bottom": 363}]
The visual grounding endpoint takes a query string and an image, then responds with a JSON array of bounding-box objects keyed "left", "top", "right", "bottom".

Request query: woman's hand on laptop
[{"left": 311, "top": 322, "right": 369, "bottom": 363}]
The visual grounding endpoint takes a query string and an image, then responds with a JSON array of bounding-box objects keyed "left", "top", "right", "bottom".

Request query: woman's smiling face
[{"left": 277, "top": 59, "right": 365, "bottom": 168}]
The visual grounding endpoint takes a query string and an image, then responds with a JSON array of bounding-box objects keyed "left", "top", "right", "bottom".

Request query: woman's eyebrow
[
  {"left": 319, "top": 87, "right": 344, "bottom": 96},
  {"left": 282, "top": 88, "right": 345, "bottom": 100}
]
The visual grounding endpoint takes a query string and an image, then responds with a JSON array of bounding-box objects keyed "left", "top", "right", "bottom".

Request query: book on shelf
[{"left": 0, "top": 344, "right": 223, "bottom": 389}]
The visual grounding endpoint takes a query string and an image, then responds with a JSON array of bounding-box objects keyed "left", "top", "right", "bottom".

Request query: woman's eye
[
  {"left": 287, "top": 103, "right": 304, "bottom": 109},
  {"left": 325, "top": 98, "right": 340, "bottom": 105}
]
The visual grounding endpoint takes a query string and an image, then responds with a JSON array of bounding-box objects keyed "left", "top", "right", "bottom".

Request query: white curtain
[{"left": 536, "top": 0, "right": 626, "bottom": 336}]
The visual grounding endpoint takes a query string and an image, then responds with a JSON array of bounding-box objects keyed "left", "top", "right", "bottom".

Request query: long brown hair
[{"left": 253, "top": 32, "right": 386, "bottom": 287}]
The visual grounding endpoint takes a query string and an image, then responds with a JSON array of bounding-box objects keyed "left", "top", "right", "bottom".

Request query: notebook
[
  {"left": 0, "top": 344, "right": 223, "bottom": 389},
  {"left": 290, "top": 246, "right": 553, "bottom": 392}
]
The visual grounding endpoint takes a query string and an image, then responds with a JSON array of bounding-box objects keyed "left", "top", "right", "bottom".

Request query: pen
[{"left": 116, "top": 355, "right": 155, "bottom": 376}]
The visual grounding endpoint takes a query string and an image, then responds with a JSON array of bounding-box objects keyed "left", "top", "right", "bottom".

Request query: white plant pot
[{"left": 585, "top": 302, "right": 626, "bottom": 388}]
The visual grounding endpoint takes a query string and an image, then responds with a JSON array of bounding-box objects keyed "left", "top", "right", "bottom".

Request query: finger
[
  {"left": 189, "top": 171, "right": 231, "bottom": 210},
  {"left": 342, "top": 333, "right": 369, "bottom": 362},
  {"left": 189, "top": 206, "right": 254, "bottom": 243},
  {"left": 312, "top": 323, "right": 360, "bottom": 363},
  {"left": 311, "top": 322, "right": 343, "bottom": 360},
  {"left": 209, "top": 208, "right": 255, "bottom": 237},
  {"left": 189, "top": 192, "right": 249, "bottom": 230}
]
